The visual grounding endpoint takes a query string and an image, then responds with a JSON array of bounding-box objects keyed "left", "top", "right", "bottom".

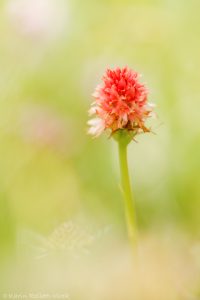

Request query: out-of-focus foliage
[
  {"left": 0, "top": 0, "right": 200, "bottom": 298},
  {"left": 0, "top": 0, "right": 199, "bottom": 234}
]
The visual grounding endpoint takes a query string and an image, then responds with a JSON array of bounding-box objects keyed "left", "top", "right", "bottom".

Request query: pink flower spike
[{"left": 88, "top": 66, "right": 155, "bottom": 138}]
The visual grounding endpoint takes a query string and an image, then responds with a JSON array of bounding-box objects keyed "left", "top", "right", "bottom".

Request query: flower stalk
[{"left": 115, "top": 130, "right": 137, "bottom": 248}]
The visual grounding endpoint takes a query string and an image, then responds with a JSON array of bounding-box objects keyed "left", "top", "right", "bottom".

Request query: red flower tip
[{"left": 88, "top": 67, "right": 155, "bottom": 138}]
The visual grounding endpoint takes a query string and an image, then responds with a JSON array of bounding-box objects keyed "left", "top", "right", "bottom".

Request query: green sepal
[{"left": 112, "top": 129, "right": 136, "bottom": 146}]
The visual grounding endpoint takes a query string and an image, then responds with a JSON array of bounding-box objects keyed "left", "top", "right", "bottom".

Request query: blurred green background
[{"left": 0, "top": 0, "right": 200, "bottom": 258}]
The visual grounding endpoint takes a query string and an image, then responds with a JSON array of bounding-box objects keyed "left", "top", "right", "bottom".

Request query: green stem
[{"left": 118, "top": 140, "right": 137, "bottom": 248}]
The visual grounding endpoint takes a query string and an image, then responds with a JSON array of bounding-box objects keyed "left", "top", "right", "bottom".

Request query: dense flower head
[{"left": 88, "top": 66, "right": 155, "bottom": 137}]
